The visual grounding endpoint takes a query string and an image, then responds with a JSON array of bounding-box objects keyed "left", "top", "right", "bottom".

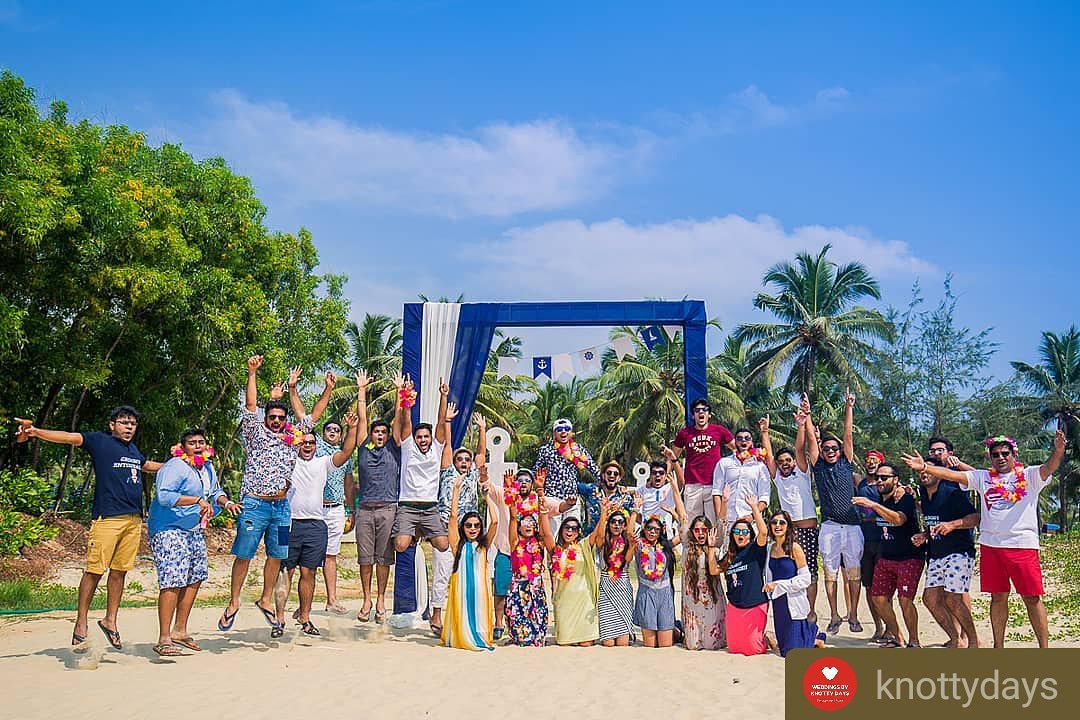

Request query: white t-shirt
[
  {"left": 965, "top": 466, "right": 1048, "bottom": 549},
  {"left": 773, "top": 467, "right": 817, "bottom": 522},
  {"left": 399, "top": 435, "right": 445, "bottom": 503},
  {"left": 640, "top": 483, "right": 674, "bottom": 519},
  {"left": 711, "top": 455, "right": 772, "bottom": 521},
  {"left": 289, "top": 455, "right": 336, "bottom": 520}
]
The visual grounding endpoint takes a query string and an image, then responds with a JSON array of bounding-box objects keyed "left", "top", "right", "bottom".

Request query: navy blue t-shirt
[
  {"left": 724, "top": 542, "right": 768, "bottom": 609},
  {"left": 813, "top": 456, "right": 861, "bottom": 525},
  {"left": 877, "top": 493, "right": 923, "bottom": 561},
  {"left": 856, "top": 477, "right": 883, "bottom": 542},
  {"left": 919, "top": 482, "right": 977, "bottom": 559},
  {"left": 81, "top": 431, "right": 146, "bottom": 519}
]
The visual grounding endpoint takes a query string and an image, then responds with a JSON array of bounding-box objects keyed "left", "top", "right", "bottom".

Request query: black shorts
[
  {"left": 284, "top": 519, "right": 328, "bottom": 571},
  {"left": 860, "top": 538, "right": 882, "bottom": 588}
]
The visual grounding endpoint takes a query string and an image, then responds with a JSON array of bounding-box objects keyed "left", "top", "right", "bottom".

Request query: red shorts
[
  {"left": 870, "top": 557, "right": 924, "bottom": 600},
  {"left": 979, "top": 545, "right": 1044, "bottom": 596}
]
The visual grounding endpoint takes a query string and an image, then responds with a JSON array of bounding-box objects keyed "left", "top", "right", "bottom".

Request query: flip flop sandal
[
  {"left": 292, "top": 609, "right": 301, "bottom": 621},
  {"left": 153, "top": 643, "right": 185, "bottom": 657},
  {"left": 270, "top": 625, "right": 284, "bottom": 639},
  {"left": 300, "top": 621, "right": 320, "bottom": 636},
  {"left": 173, "top": 636, "right": 202, "bottom": 652},
  {"left": 97, "top": 620, "right": 122, "bottom": 650},
  {"left": 848, "top": 620, "right": 864, "bottom": 633},
  {"left": 374, "top": 610, "right": 387, "bottom": 624},
  {"left": 217, "top": 605, "right": 239, "bottom": 631},
  {"left": 254, "top": 601, "right": 279, "bottom": 628},
  {"left": 879, "top": 638, "right": 903, "bottom": 648},
  {"left": 327, "top": 603, "right": 350, "bottom": 616},
  {"left": 357, "top": 606, "right": 372, "bottom": 623},
  {"left": 826, "top": 618, "right": 842, "bottom": 635},
  {"left": 430, "top": 623, "right": 443, "bottom": 638}
]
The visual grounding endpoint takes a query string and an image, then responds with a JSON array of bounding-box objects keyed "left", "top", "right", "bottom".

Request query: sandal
[
  {"left": 153, "top": 643, "right": 185, "bottom": 657},
  {"left": 826, "top": 618, "right": 842, "bottom": 635},
  {"left": 327, "top": 602, "right": 349, "bottom": 616},
  {"left": 879, "top": 638, "right": 903, "bottom": 648},
  {"left": 172, "top": 636, "right": 202, "bottom": 652},
  {"left": 217, "top": 605, "right": 239, "bottom": 632},
  {"left": 374, "top": 609, "right": 387, "bottom": 624},
  {"left": 270, "top": 625, "right": 284, "bottom": 639},
  {"left": 71, "top": 629, "right": 88, "bottom": 653},
  {"left": 430, "top": 623, "right": 443, "bottom": 638},
  {"left": 97, "top": 620, "right": 122, "bottom": 650},
  {"left": 357, "top": 602, "right": 372, "bottom": 622},
  {"left": 300, "top": 621, "right": 320, "bottom": 636},
  {"left": 848, "top": 620, "right": 863, "bottom": 633},
  {"left": 255, "top": 601, "right": 279, "bottom": 628}
]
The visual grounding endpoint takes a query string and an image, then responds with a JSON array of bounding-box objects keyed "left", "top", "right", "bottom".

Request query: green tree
[{"left": 735, "top": 244, "right": 894, "bottom": 397}]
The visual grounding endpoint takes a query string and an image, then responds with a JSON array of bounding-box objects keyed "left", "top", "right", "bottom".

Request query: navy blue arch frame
[{"left": 402, "top": 300, "right": 709, "bottom": 447}]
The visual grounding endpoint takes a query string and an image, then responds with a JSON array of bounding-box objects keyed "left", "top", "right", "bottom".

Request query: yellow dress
[
  {"left": 552, "top": 537, "right": 600, "bottom": 645},
  {"left": 441, "top": 541, "right": 494, "bottom": 651}
]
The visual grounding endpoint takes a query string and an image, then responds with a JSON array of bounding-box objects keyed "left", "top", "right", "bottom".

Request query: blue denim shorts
[
  {"left": 493, "top": 551, "right": 511, "bottom": 596},
  {"left": 231, "top": 497, "right": 291, "bottom": 560}
]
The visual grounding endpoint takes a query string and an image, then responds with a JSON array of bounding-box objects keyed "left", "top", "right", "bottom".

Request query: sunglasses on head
[{"left": 732, "top": 528, "right": 751, "bottom": 537}]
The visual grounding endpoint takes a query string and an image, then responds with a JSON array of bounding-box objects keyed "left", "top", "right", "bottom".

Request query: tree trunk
[
  {"left": 31, "top": 381, "right": 64, "bottom": 470},
  {"left": 200, "top": 379, "right": 233, "bottom": 427}
]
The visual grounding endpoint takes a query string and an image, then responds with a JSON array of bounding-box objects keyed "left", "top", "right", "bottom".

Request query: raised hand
[
  {"left": 759, "top": 414, "right": 770, "bottom": 434},
  {"left": 324, "top": 371, "right": 337, "bottom": 390},
  {"left": 845, "top": 387, "right": 855, "bottom": 408},
  {"left": 661, "top": 444, "right": 676, "bottom": 461},
  {"left": 800, "top": 393, "right": 811, "bottom": 415},
  {"left": 945, "top": 454, "right": 961, "bottom": 469},
  {"left": 288, "top": 366, "right": 302, "bottom": 387},
  {"left": 794, "top": 406, "right": 808, "bottom": 425},
  {"left": 535, "top": 468, "right": 547, "bottom": 491},
  {"left": 445, "top": 402, "right": 459, "bottom": 421},
  {"left": 439, "top": 377, "right": 449, "bottom": 396},
  {"left": 538, "top": 497, "right": 549, "bottom": 515},
  {"left": 707, "top": 527, "right": 718, "bottom": 547},
  {"left": 269, "top": 380, "right": 286, "bottom": 400},
  {"left": 1054, "top": 428, "right": 1067, "bottom": 453},
  {"left": 392, "top": 371, "right": 404, "bottom": 389},
  {"left": 14, "top": 418, "right": 33, "bottom": 443},
  {"left": 472, "top": 412, "right": 486, "bottom": 429},
  {"left": 899, "top": 451, "right": 927, "bottom": 472},
  {"left": 633, "top": 492, "right": 644, "bottom": 512},
  {"left": 342, "top": 411, "right": 359, "bottom": 428},
  {"left": 247, "top": 355, "right": 264, "bottom": 372},
  {"left": 356, "top": 369, "right": 370, "bottom": 391}
]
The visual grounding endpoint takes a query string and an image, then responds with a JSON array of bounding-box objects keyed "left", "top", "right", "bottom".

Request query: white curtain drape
[{"left": 420, "top": 302, "right": 461, "bottom": 424}]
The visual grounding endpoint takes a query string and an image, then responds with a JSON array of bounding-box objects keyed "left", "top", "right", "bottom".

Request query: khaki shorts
[
  {"left": 86, "top": 514, "right": 142, "bottom": 574},
  {"left": 356, "top": 504, "right": 397, "bottom": 566}
]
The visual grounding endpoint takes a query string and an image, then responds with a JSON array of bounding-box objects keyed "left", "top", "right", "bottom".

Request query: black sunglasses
[
  {"left": 822, "top": 445, "right": 840, "bottom": 452},
  {"left": 267, "top": 414, "right": 287, "bottom": 421},
  {"left": 991, "top": 450, "right": 1012, "bottom": 459},
  {"left": 564, "top": 524, "right": 581, "bottom": 532},
  {"left": 693, "top": 406, "right": 711, "bottom": 413},
  {"left": 463, "top": 522, "right": 482, "bottom": 529},
  {"left": 874, "top": 473, "right": 897, "bottom": 480}
]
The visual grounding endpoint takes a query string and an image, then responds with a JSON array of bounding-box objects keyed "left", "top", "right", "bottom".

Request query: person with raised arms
[
  {"left": 390, "top": 372, "right": 451, "bottom": 635},
  {"left": 711, "top": 425, "right": 771, "bottom": 536},
  {"left": 671, "top": 397, "right": 735, "bottom": 523},
  {"left": 17, "top": 406, "right": 163, "bottom": 651},
  {"left": 218, "top": 358, "right": 332, "bottom": 638},
  {"left": 540, "top": 497, "right": 600, "bottom": 646},
  {"left": 633, "top": 508, "right": 680, "bottom": 648},
  {"left": 578, "top": 459, "right": 638, "bottom": 536},
  {"left": 764, "top": 509, "right": 826, "bottom": 656},
  {"left": 680, "top": 511, "right": 726, "bottom": 651},
  {"left": 534, "top": 418, "right": 602, "bottom": 534},
  {"left": 432, "top": 408, "right": 486, "bottom": 638},
  {"left": 595, "top": 495, "right": 638, "bottom": 647},
  {"left": 441, "top": 466, "right": 499, "bottom": 651},
  {"left": 503, "top": 469, "right": 551, "bottom": 647},
  {"left": 314, "top": 400, "right": 357, "bottom": 616},
  {"left": 719, "top": 490, "right": 775, "bottom": 655},
  {"left": 761, "top": 410, "right": 820, "bottom": 624},
  {"left": 804, "top": 390, "right": 865, "bottom": 636},
  {"left": 901, "top": 427, "right": 1067, "bottom": 648}
]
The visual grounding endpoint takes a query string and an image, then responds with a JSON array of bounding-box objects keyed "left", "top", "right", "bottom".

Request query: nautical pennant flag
[
  {"left": 532, "top": 356, "right": 552, "bottom": 379},
  {"left": 496, "top": 356, "right": 519, "bottom": 379},
  {"left": 551, "top": 354, "right": 574, "bottom": 379},
  {"left": 638, "top": 325, "right": 665, "bottom": 350},
  {"left": 612, "top": 335, "right": 636, "bottom": 360},
  {"left": 577, "top": 346, "right": 601, "bottom": 373}
]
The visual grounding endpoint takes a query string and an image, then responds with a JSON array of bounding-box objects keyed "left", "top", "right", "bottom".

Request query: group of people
[{"left": 16, "top": 358, "right": 1067, "bottom": 656}]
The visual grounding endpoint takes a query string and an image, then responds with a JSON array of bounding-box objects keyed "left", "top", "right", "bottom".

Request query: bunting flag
[
  {"left": 639, "top": 325, "right": 665, "bottom": 350},
  {"left": 497, "top": 356, "right": 519, "bottom": 379},
  {"left": 577, "top": 346, "right": 601, "bottom": 374},
  {"left": 551, "top": 354, "right": 574, "bottom": 379},
  {"left": 532, "top": 356, "right": 552, "bottom": 379},
  {"left": 612, "top": 335, "right": 636, "bottom": 360},
  {"left": 663, "top": 325, "right": 682, "bottom": 339}
]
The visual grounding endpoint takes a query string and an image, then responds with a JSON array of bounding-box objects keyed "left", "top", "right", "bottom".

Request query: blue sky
[{"left": 4, "top": 0, "right": 1078, "bottom": 382}]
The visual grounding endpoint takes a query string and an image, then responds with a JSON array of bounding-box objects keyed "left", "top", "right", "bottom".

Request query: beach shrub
[
  {"left": 0, "top": 509, "right": 56, "bottom": 555},
  {"left": 0, "top": 468, "right": 54, "bottom": 515}
]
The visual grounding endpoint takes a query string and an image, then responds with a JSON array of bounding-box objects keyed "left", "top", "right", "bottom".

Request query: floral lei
[
  {"left": 512, "top": 537, "right": 544, "bottom": 581},
  {"left": 551, "top": 545, "right": 578, "bottom": 581},
  {"left": 735, "top": 446, "right": 768, "bottom": 463},
  {"left": 605, "top": 533, "right": 629, "bottom": 580},
  {"left": 503, "top": 475, "right": 539, "bottom": 517},
  {"left": 398, "top": 386, "right": 417, "bottom": 409},
  {"left": 988, "top": 462, "right": 1027, "bottom": 504},
  {"left": 278, "top": 422, "right": 303, "bottom": 446},
  {"left": 639, "top": 541, "right": 667, "bottom": 581},
  {"left": 171, "top": 444, "right": 215, "bottom": 469},
  {"left": 555, "top": 439, "right": 590, "bottom": 470}
]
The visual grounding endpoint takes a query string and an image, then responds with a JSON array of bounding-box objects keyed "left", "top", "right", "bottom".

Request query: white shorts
[
  {"left": 682, "top": 484, "right": 717, "bottom": 524},
  {"left": 925, "top": 553, "right": 974, "bottom": 594},
  {"left": 819, "top": 521, "right": 864, "bottom": 580},
  {"left": 323, "top": 504, "right": 346, "bottom": 556}
]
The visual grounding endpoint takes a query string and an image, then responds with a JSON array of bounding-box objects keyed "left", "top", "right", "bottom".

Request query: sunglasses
[
  {"left": 604, "top": 470, "right": 621, "bottom": 477},
  {"left": 873, "top": 473, "right": 897, "bottom": 480},
  {"left": 991, "top": 450, "right": 1012, "bottom": 459},
  {"left": 735, "top": 436, "right": 753, "bottom": 442},
  {"left": 645, "top": 525, "right": 662, "bottom": 533},
  {"left": 770, "top": 519, "right": 788, "bottom": 526},
  {"left": 608, "top": 517, "right": 626, "bottom": 525},
  {"left": 692, "top": 527, "right": 708, "bottom": 533},
  {"left": 564, "top": 525, "right": 581, "bottom": 533},
  {"left": 693, "top": 407, "right": 711, "bottom": 413},
  {"left": 324, "top": 426, "right": 342, "bottom": 433},
  {"left": 554, "top": 426, "right": 572, "bottom": 433},
  {"left": 267, "top": 415, "right": 287, "bottom": 422},
  {"left": 463, "top": 522, "right": 482, "bottom": 530},
  {"left": 822, "top": 445, "right": 840, "bottom": 452},
  {"left": 300, "top": 440, "right": 317, "bottom": 447},
  {"left": 732, "top": 528, "right": 750, "bottom": 537},
  {"left": 651, "top": 468, "right": 665, "bottom": 474}
]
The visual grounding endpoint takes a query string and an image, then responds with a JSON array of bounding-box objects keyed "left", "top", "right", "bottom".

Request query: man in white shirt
[
  {"left": 275, "top": 408, "right": 359, "bottom": 637},
  {"left": 711, "top": 426, "right": 771, "bottom": 536},
  {"left": 902, "top": 427, "right": 1066, "bottom": 648}
]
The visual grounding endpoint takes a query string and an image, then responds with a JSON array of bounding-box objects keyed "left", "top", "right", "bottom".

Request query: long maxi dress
[
  {"left": 551, "top": 538, "right": 600, "bottom": 645},
  {"left": 504, "top": 536, "right": 548, "bottom": 646},
  {"left": 597, "top": 546, "right": 635, "bottom": 642},
  {"left": 767, "top": 555, "right": 818, "bottom": 657},
  {"left": 681, "top": 545, "right": 726, "bottom": 650},
  {"left": 441, "top": 541, "right": 495, "bottom": 651}
]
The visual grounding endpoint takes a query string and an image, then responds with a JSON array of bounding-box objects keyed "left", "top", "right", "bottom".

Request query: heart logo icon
[{"left": 821, "top": 666, "right": 839, "bottom": 681}]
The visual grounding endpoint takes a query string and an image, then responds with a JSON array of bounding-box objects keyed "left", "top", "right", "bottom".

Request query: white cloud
[
  {"left": 466, "top": 214, "right": 935, "bottom": 325},
  {"left": 669, "top": 84, "right": 853, "bottom": 137},
  {"left": 201, "top": 91, "right": 653, "bottom": 219}
]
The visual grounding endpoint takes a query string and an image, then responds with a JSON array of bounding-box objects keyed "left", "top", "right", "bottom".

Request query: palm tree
[
  {"left": 735, "top": 244, "right": 894, "bottom": 397},
  {"left": 1011, "top": 326, "right": 1080, "bottom": 530},
  {"left": 331, "top": 314, "right": 403, "bottom": 420}
]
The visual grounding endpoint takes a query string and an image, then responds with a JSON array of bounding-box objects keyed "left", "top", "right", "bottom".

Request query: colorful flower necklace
[
  {"left": 555, "top": 439, "right": 590, "bottom": 470},
  {"left": 639, "top": 542, "right": 667, "bottom": 581},
  {"left": 735, "top": 446, "right": 768, "bottom": 463},
  {"left": 512, "top": 537, "right": 544, "bottom": 581},
  {"left": 398, "top": 386, "right": 417, "bottom": 409},
  {"left": 278, "top": 422, "right": 303, "bottom": 446},
  {"left": 988, "top": 463, "right": 1027, "bottom": 504},
  {"left": 170, "top": 444, "right": 215, "bottom": 469},
  {"left": 605, "top": 534, "right": 628, "bottom": 579},
  {"left": 503, "top": 475, "right": 539, "bottom": 518},
  {"left": 551, "top": 545, "right": 578, "bottom": 581}
]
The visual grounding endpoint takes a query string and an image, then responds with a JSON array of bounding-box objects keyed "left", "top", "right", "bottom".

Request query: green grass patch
[{"left": 0, "top": 579, "right": 156, "bottom": 614}]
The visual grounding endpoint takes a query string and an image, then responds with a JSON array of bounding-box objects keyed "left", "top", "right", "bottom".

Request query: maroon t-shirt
[{"left": 673, "top": 424, "right": 734, "bottom": 485}]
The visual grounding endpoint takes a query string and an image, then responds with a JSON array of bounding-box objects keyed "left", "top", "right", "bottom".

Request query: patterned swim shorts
[
  {"left": 150, "top": 528, "right": 209, "bottom": 590},
  {"left": 925, "top": 552, "right": 975, "bottom": 594}
]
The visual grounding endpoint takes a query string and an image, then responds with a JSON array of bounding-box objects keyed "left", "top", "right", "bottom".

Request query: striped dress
[
  {"left": 441, "top": 542, "right": 495, "bottom": 651},
  {"left": 598, "top": 547, "right": 635, "bottom": 641}
]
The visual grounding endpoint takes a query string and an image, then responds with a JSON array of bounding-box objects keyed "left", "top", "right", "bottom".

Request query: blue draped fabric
[
  {"left": 447, "top": 303, "right": 499, "bottom": 447},
  {"left": 392, "top": 544, "right": 418, "bottom": 614}
]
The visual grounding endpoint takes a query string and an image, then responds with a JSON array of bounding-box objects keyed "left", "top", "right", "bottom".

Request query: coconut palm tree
[
  {"left": 735, "top": 244, "right": 894, "bottom": 397},
  {"left": 330, "top": 314, "right": 403, "bottom": 421},
  {"left": 1011, "top": 326, "right": 1080, "bottom": 530}
]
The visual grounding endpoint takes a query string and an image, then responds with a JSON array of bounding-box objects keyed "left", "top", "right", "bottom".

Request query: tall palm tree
[
  {"left": 1011, "top": 326, "right": 1080, "bottom": 530},
  {"left": 331, "top": 314, "right": 403, "bottom": 421},
  {"left": 735, "top": 244, "right": 894, "bottom": 397}
]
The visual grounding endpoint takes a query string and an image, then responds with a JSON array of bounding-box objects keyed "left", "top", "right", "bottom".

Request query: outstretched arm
[
  {"left": 391, "top": 372, "right": 411, "bottom": 445},
  {"left": 851, "top": 493, "right": 906, "bottom": 526},
  {"left": 481, "top": 467, "right": 498, "bottom": 545},
  {"left": 842, "top": 387, "right": 855, "bottom": 463},
  {"left": 538, "top": 498, "right": 556, "bottom": 552},
  {"left": 245, "top": 355, "right": 263, "bottom": 412},
  {"left": 899, "top": 451, "right": 969, "bottom": 486},
  {"left": 440, "top": 403, "right": 458, "bottom": 470},
  {"left": 1040, "top": 428, "right": 1068, "bottom": 481},
  {"left": 21, "top": 425, "right": 83, "bottom": 447},
  {"left": 333, "top": 411, "right": 360, "bottom": 468},
  {"left": 354, "top": 370, "right": 370, "bottom": 447},
  {"left": 804, "top": 396, "right": 820, "bottom": 466},
  {"left": 309, "top": 372, "right": 336, "bottom": 425},
  {"left": 794, "top": 407, "right": 809, "bottom": 473},
  {"left": 435, "top": 378, "right": 450, "bottom": 446},
  {"left": 474, "top": 413, "right": 487, "bottom": 467},
  {"left": 759, "top": 416, "right": 777, "bottom": 477},
  {"left": 589, "top": 496, "right": 610, "bottom": 548},
  {"left": 749, "top": 493, "right": 768, "bottom": 546},
  {"left": 286, "top": 366, "right": 306, "bottom": 420},
  {"left": 448, "top": 476, "right": 463, "bottom": 549}
]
